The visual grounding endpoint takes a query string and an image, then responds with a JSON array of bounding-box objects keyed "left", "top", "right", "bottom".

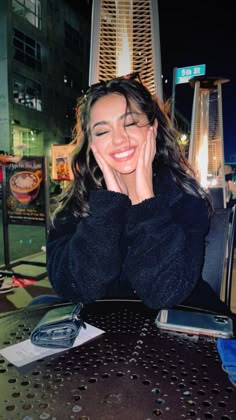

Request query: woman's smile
[{"left": 111, "top": 146, "right": 136, "bottom": 161}]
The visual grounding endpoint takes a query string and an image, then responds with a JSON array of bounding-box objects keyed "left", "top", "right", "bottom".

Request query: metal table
[{"left": 0, "top": 300, "right": 235, "bottom": 419}]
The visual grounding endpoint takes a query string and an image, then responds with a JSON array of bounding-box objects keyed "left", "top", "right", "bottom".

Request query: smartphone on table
[{"left": 155, "top": 308, "right": 233, "bottom": 338}]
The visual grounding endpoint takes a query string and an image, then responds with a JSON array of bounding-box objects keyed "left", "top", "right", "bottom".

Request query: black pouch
[{"left": 30, "top": 303, "right": 85, "bottom": 349}]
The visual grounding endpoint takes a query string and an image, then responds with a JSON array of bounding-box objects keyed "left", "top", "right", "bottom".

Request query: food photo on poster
[
  {"left": 9, "top": 169, "right": 42, "bottom": 205},
  {"left": 5, "top": 157, "right": 46, "bottom": 225}
]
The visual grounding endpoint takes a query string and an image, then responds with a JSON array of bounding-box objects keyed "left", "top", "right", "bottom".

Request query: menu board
[{"left": 5, "top": 156, "right": 46, "bottom": 225}]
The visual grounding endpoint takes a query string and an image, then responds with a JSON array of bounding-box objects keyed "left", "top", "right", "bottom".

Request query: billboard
[{"left": 5, "top": 156, "right": 46, "bottom": 225}]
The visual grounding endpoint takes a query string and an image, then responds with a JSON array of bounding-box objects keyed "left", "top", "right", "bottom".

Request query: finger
[
  {"left": 91, "top": 148, "right": 106, "bottom": 172},
  {"left": 113, "top": 172, "right": 128, "bottom": 195},
  {"left": 148, "top": 126, "right": 156, "bottom": 162},
  {"left": 92, "top": 150, "right": 121, "bottom": 192},
  {"left": 136, "top": 140, "right": 146, "bottom": 172},
  {"left": 144, "top": 127, "right": 153, "bottom": 167}
]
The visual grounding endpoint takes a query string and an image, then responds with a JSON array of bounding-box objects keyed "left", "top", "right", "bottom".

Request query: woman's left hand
[
  {"left": 91, "top": 145, "right": 128, "bottom": 195},
  {"left": 135, "top": 126, "right": 156, "bottom": 203}
]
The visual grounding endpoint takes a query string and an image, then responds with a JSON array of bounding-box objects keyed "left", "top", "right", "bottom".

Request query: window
[
  {"left": 64, "top": 62, "right": 83, "bottom": 92},
  {"left": 13, "top": 127, "right": 43, "bottom": 156},
  {"left": 64, "top": 23, "right": 83, "bottom": 55},
  {"left": 13, "top": 29, "right": 41, "bottom": 71},
  {"left": 13, "top": 0, "right": 42, "bottom": 29},
  {"left": 13, "top": 73, "right": 42, "bottom": 111}
]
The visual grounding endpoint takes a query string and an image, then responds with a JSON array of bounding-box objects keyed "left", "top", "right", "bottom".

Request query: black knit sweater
[{"left": 46, "top": 166, "right": 228, "bottom": 313}]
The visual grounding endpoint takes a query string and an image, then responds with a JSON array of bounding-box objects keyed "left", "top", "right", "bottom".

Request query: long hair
[{"left": 51, "top": 76, "right": 212, "bottom": 221}]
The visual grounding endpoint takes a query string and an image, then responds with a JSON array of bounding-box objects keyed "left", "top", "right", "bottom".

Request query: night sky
[{"left": 158, "top": 0, "right": 235, "bottom": 162}]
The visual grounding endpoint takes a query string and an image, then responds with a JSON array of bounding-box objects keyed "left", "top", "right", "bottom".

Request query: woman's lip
[{"left": 111, "top": 147, "right": 136, "bottom": 161}]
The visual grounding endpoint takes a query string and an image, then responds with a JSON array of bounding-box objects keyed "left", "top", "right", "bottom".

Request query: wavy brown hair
[{"left": 51, "top": 76, "right": 212, "bottom": 222}]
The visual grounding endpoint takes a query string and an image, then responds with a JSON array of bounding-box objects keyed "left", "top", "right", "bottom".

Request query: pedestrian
[
  {"left": 46, "top": 74, "right": 229, "bottom": 314},
  {"left": 224, "top": 164, "right": 236, "bottom": 208}
]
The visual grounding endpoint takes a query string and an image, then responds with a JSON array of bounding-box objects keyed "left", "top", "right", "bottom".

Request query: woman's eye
[
  {"left": 95, "top": 130, "right": 109, "bottom": 137},
  {"left": 124, "top": 121, "right": 137, "bottom": 127}
]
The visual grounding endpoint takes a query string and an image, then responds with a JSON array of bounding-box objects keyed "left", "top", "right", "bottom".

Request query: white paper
[{"left": 0, "top": 323, "right": 105, "bottom": 367}]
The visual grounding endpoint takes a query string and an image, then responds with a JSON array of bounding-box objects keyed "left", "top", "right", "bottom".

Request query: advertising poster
[
  {"left": 5, "top": 156, "right": 46, "bottom": 225},
  {"left": 51, "top": 144, "right": 76, "bottom": 181}
]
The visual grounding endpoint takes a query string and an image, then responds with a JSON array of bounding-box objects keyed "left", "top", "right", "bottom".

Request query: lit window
[
  {"left": 12, "top": 0, "right": 42, "bottom": 30},
  {"left": 12, "top": 127, "right": 43, "bottom": 156},
  {"left": 13, "top": 73, "right": 42, "bottom": 111}
]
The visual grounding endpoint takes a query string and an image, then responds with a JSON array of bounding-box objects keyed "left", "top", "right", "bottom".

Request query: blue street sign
[{"left": 175, "top": 64, "right": 206, "bottom": 84}]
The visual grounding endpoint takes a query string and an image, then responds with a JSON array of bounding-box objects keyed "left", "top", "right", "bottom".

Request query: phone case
[{"left": 155, "top": 309, "right": 233, "bottom": 338}]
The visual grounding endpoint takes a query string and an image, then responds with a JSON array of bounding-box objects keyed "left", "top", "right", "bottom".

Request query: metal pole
[
  {"left": 1, "top": 165, "right": 10, "bottom": 268},
  {"left": 217, "top": 82, "right": 227, "bottom": 208},
  {"left": 171, "top": 67, "right": 177, "bottom": 123},
  {"left": 188, "top": 80, "right": 200, "bottom": 164},
  {"left": 151, "top": 0, "right": 163, "bottom": 100},
  {"left": 89, "top": 0, "right": 101, "bottom": 85}
]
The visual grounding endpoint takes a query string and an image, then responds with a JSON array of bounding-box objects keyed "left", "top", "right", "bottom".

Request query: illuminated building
[
  {"left": 0, "top": 0, "right": 91, "bottom": 156},
  {"left": 89, "top": 0, "right": 163, "bottom": 99}
]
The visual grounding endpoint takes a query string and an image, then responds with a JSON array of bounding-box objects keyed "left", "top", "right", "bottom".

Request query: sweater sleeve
[
  {"left": 46, "top": 190, "right": 130, "bottom": 302},
  {"left": 122, "top": 192, "right": 210, "bottom": 309}
]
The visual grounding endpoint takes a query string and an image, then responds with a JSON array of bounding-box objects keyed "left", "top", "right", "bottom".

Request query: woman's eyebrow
[{"left": 92, "top": 121, "right": 108, "bottom": 130}]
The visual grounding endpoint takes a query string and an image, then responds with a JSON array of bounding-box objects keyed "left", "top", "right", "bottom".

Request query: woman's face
[{"left": 89, "top": 93, "right": 154, "bottom": 175}]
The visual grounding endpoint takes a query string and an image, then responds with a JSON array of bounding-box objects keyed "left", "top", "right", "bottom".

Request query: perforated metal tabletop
[{"left": 0, "top": 300, "right": 235, "bottom": 419}]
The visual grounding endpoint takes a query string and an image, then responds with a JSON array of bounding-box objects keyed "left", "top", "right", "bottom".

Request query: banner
[
  {"left": 5, "top": 156, "right": 46, "bottom": 225},
  {"left": 51, "top": 144, "right": 76, "bottom": 181}
]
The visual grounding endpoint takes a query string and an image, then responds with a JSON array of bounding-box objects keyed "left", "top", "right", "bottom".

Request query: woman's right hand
[{"left": 91, "top": 145, "right": 128, "bottom": 195}]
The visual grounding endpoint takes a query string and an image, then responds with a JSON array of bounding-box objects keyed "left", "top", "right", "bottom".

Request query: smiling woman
[{"left": 45, "top": 75, "right": 230, "bottom": 315}]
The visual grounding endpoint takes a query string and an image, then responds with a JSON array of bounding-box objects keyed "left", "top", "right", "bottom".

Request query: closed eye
[
  {"left": 94, "top": 130, "right": 109, "bottom": 137},
  {"left": 124, "top": 120, "right": 138, "bottom": 127},
  {"left": 124, "top": 121, "right": 137, "bottom": 127}
]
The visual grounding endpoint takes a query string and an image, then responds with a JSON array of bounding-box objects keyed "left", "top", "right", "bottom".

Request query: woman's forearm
[{"left": 47, "top": 190, "right": 130, "bottom": 301}]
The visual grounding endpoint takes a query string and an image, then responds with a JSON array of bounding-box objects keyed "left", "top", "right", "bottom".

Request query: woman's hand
[
  {"left": 135, "top": 126, "right": 156, "bottom": 203},
  {"left": 0, "top": 155, "right": 21, "bottom": 165},
  {"left": 91, "top": 145, "right": 128, "bottom": 195}
]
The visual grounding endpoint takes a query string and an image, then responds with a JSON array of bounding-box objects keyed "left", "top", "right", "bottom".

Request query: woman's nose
[{"left": 112, "top": 127, "right": 129, "bottom": 145}]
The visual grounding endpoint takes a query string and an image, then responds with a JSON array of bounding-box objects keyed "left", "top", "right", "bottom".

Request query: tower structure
[
  {"left": 89, "top": 0, "right": 163, "bottom": 98},
  {"left": 188, "top": 76, "right": 230, "bottom": 208}
]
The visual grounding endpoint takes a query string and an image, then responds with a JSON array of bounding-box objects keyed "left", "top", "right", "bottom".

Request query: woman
[{"left": 46, "top": 75, "right": 228, "bottom": 313}]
